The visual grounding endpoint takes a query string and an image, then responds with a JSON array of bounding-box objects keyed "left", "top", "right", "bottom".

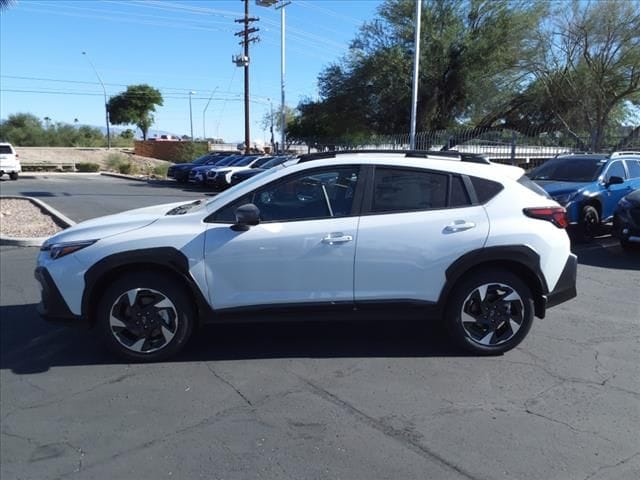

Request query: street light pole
[
  {"left": 189, "top": 91, "right": 196, "bottom": 141},
  {"left": 278, "top": 2, "right": 287, "bottom": 153},
  {"left": 409, "top": 0, "right": 422, "bottom": 150},
  {"left": 202, "top": 87, "right": 219, "bottom": 140},
  {"left": 82, "top": 51, "right": 111, "bottom": 149}
]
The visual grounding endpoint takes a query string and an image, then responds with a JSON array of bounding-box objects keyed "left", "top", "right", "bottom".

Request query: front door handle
[
  {"left": 444, "top": 220, "right": 476, "bottom": 233},
  {"left": 322, "top": 233, "right": 353, "bottom": 245}
]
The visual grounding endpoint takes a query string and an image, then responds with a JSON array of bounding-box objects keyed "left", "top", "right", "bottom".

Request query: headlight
[
  {"left": 552, "top": 193, "right": 573, "bottom": 206},
  {"left": 41, "top": 240, "right": 97, "bottom": 259}
]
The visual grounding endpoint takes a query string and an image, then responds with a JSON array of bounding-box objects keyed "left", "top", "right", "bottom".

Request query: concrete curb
[
  {"left": 100, "top": 172, "right": 150, "bottom": 182},
  {"left": 0, "top": 195, "right": 76, "bottom": 247}
]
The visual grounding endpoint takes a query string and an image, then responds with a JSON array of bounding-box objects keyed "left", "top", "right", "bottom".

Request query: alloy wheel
[
  {"left": 460, "top": 283, "right": 524, "bottom": 347},
  {"left": 109, "top": 288, "right": 179, "bottom": 354}
]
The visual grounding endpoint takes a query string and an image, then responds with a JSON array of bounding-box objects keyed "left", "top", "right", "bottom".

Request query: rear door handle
[
  {"left": 322, "top": 233, "right": 353, "bottom": 245},
  {"left": 444, "top": 221, "right": 476, "bottom": 233}
]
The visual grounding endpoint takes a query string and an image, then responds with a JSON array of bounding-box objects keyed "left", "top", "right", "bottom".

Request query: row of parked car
[{"left": 167, "top": 151, "right": 298, "bottom": 191}]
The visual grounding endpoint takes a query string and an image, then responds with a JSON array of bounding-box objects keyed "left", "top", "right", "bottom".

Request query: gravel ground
[{"left": 0, "top": 198, "right": 62, "bottom": 238}]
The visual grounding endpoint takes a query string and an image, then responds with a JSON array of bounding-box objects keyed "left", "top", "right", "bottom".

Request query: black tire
[
  {"left": 96, "top": 272, "right": 195, "bottom": 362},
  {"left": 445, "top": 269, "right": 534, "bottom": 355},
  {"left": 9, "top": 172, "right": 18, "bottom": 181},
  {"left": 577, "top": 204, "right": 600, "bottom": 242}
]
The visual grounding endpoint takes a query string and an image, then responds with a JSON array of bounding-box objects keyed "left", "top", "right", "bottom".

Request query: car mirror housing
[
  {"left": 231, "top": 203, "right": 260, "bottom": 231},
  {"left": 606, "top": 176, "right": 624, "bottom": 187}
]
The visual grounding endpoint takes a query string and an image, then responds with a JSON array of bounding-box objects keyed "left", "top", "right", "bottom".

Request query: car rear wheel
[
  {"left": 446, "top": 270, "right": 534, "bottom": 355},
  {"left": 9, "top": 172, "right": 18, "bottom": 180},
  {"left": 97, "top": 272, "right": 195, "bottom": 362}
]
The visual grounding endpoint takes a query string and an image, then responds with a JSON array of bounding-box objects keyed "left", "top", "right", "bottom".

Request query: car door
[
  {"left": 203, "top": 165, "right": 362, "bottom": 310},
  {"left": 354, "top": 166, "right": 489, "bottom": 304},
  {"left": 601, "top": 160, "right": 631, "bottom": 220}
]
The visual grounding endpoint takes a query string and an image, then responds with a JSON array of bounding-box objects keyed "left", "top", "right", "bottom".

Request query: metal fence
[{"left": 299, "top": 127, "right": 640, "bottom": 169}]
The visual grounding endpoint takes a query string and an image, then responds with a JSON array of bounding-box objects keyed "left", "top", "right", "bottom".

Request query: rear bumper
[
  {"left": 545, "top": 254, "right": 577, "bottom": 310},
  {"left": 34, "top": 267, "right": 83, "bottom": 324}
]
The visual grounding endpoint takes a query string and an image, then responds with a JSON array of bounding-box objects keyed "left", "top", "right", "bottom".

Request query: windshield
[
  {"left": 214, "top": 155, "right": 240, "bottom": 166},
  {"left": 258, "top": 156, "right": 288, "bottom": 169},
  {"left": 529, "top": 157, "right": 606, "bottom": 182},
  {"left": 231, "top": 156, "right": 258, "bottom": 167},
  {"left": 205, "top": 164, "right": 288, "bottom": 207},
  {"left": 252, "top": 156, "right": 274, "bottom": 168},
  {"left": 192, "top": 154, "right": 213, "bottom": 165}
]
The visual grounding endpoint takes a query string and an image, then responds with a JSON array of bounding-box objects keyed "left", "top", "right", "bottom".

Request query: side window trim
[{"left": 204, "top": 164, "right": 365, "bottom": 224}]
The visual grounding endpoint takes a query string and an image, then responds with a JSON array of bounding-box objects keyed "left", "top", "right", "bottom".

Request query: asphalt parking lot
[{"left": 1, "top": 174, "right": 639, "bottom": 480}]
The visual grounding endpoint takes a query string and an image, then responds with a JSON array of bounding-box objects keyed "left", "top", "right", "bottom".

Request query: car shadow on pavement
[
  {"left": 573, "top": 240, "right": 640, "bottom": 270},
  {"left": 0, "top": 303, "right": 471, "bottom": 375}
]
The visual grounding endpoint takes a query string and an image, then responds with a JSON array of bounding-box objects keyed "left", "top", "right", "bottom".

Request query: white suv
[
  {"left": 35, "top": 151, "right": 577, "bottom": 361},
  {"left": 0, "top": 142, "right": 21, "bottom": 180}
]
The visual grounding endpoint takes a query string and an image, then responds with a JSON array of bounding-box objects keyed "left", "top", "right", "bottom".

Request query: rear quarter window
[
  {"left": 0, "top": 145, "right": 14, "bottom": 154},
  {"left": 469, "top": 177, "right": 504, "bottom": 203}
]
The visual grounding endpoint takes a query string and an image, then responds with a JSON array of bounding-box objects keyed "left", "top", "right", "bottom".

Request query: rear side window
[
  {"left": 470, "top": 177, "right": 503, "bottom": 204},
  {"left": 517, "top": 175, "right": 551, "bottom": 199},
  {"left": 372, "top": 168, "right": 448, "bottom": 213},
  {"left": 0, "top": 145, "right": 13, "bottom": 154},
  {"left": 626, "top": 160, "right": 640, "bottom": 178}
]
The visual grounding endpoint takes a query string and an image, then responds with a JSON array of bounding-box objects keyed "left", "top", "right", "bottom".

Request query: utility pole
[
  {"left": 235, "top": 0, "right": 260, "bottom": 154},
  {"left": 82, "top": 51, "right": 111, "bottom": 149},
  {"left": 409, "top": 0, "right": 422, "bottom": 150}
]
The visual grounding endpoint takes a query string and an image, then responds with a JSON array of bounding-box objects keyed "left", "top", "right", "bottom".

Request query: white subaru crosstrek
[{"left": 35, "top": 151, "right": 577, "bottom": 361}]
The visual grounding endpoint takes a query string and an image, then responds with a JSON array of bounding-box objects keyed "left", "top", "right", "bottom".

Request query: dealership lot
[{"left": 1, "top": 175, "right": 639, "bottom": 479}]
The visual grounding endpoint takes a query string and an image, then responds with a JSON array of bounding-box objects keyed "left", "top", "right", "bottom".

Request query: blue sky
[{"left": 0, "top": 0, "right": 382, "bottom": 142}]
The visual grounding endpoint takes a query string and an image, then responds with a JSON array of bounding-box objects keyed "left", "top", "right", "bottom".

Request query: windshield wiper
[{"left": 166, "top": 199, "right": 203, "bottom": 215}]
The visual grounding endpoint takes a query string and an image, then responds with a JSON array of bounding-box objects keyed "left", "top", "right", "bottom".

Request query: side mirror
[
  {"left": 606, "top": 176, "right": 624, "bottom": 187},
  {"left": 231, "top": 203, "right": 260, "bottom": 231}
]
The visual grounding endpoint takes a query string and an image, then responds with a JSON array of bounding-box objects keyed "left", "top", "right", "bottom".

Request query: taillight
[{"left": 523, "top": 207, "right": 568, "bottom": 229}]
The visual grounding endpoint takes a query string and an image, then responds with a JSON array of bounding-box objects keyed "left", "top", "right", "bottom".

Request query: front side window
[
  {"left": 605, "top": 161, "right": 627, "bottom": 181},
  {"left": 211, "top": 166, "right": 360, "bottom": 223},
  {"left": 371, "top": 168, "right": 448, "bottom": 213}
]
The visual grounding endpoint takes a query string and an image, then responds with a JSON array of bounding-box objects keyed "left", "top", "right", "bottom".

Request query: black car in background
[
  {"left": 167, "top": 151, "right": 237, "bottom": 183},
  {"left": 612, "top": 189, "right": 640, "bottom": 250}
]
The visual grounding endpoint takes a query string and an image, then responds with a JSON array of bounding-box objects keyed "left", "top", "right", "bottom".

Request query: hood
[
  {"left": 534, "top": 180, "right": 591, "bottom": 197},
  {"left": 43, "top": 200, "right": 193, "bottom": 245}
]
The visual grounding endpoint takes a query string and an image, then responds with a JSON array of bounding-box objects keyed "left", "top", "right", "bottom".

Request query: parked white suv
[
  {"left": 35, "top": 150, "right": 577, "bottom": 361},
  {"left": 0, "top": 142, "right": 21, "bottom": 180}
]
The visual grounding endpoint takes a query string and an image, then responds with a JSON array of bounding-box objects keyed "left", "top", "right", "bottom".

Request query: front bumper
[
  {"left": 545, "top": 253, "right": 577, "bottom": 310},
  {"left": 34, "top": 267, "right": 82, "bottom": 323},
  {"left": 206, "top": 174, "right": 230, "bottom": 190}
]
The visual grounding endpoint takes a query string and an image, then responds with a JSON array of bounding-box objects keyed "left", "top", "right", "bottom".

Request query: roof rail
[
  {"left": 298, "top": 149, "right": 490, "bottom": 164},
  {"left": 610, "top": 151, "right": 640, "bottom": 158}
]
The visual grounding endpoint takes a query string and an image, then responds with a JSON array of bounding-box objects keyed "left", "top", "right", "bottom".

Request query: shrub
[
  {"left": 152, "top": 164, "right": 168, "bottom": 177},
  {"left": 173, "top": 142, "right": 209, "bottom": 163},
  {"left": 76, "top": 162, "right": 100, "bottom": 172},
  {"left": 106, "top": 153, "right": 128, "bottom": 170},
  {"left": 118, "top": 162, "right": 136, "bottom": 174}
]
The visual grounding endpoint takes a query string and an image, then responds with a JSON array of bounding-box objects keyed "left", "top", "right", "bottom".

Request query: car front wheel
[
  {"left": 578, "top": 205, "right": 600, "bottom": 242},
  {"left": 97, "top": 273, "right": 195, "bottom": 362},
  {"left": 9, "top": 172, "right": 18, "bottom": 180},
  {"left": 446, "top": 270, "right": 534, "bottom": 355}
]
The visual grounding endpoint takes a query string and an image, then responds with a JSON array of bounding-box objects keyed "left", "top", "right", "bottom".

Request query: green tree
[
  {"left": 290, "top": 0, "right": 546, "bottom": 144},
  {"left": 526, "top": 0, "right": 640, "bottom": 151},
  {"left": 120, "top": 129, "right": 135, "bottom": 139},
  {"left": 107, "top": 84, "right": 163, "bottom": 141}
]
